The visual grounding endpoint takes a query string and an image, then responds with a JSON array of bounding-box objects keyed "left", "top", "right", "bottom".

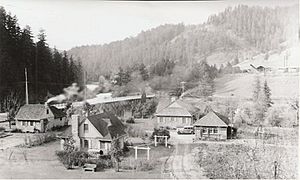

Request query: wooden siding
[
  {"left": 194, "top": 126, "right": 227, "bottom": 140},
  {"left": 156, "top": 116, "right": 192, "bottom": 128}
]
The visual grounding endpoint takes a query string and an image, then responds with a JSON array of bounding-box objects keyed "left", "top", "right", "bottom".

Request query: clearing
[{"left": 214, "top": 72, "right": 299, "bottom": 100}]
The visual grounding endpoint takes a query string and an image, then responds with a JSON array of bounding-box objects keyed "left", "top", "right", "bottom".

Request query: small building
[
  {"left": 0, "top": 112, "right": 11, "bottom": 131},
  {"left": 193, "top": 111, "right": 230, "bottom": 140},
  {"left": 60, "top": 112, "right": 126, "bottom": 156},
  {"left": 155, "top": 98, "right": 197, "bottom": 129},
  {"left": 15, "top": 104, "right": 67, "bottom": 133}
]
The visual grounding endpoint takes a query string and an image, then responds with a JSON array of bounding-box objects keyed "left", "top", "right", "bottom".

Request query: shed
[{"left": 193, "top": 111, "right": 229, "bottom": 140}]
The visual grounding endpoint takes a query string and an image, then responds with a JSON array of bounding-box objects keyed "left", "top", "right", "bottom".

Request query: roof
[
  {"left": 0, "top": 112, "right": 8, "bottom": 122},
  {"left": 49, "top": 106, "right": 66, "bottom": 118},
  {"left": 193, "top": 111, "right": 229, "bottom": 127},
  {"left": 87, "top": 113, "right": 126, "bottom": 140},
  {"left": 155, "top": 101, "right": 192, "bottom": 117},
  {"left": 15, "top": 104, "right": 53, "bottom": 120},
  {"left": 57, "top": 125, "right": 72, "bottom": 138},
  {"left": 155, "top": 98, "right": 172, "bottom": 113},
  {"left": 86, "top": 94, "right": 155, "bottom": 105}
]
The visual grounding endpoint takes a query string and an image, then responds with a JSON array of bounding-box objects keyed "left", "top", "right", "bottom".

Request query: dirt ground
[
  {"left": 0, "top": 133, "right": 35, "bottom": 150},
  {"left": 0, "top": 140, "right": 167, "bottom": 179}
]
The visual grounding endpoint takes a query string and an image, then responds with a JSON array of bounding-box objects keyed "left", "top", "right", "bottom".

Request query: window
[
  {"left": 159, "top": 117, "right": 164, "bottom": 123},
  {"left": 46, "top": 109, "right": 49, "bottom": 114},
  {"left": 213, "top": 128, "right": 218, "bottom": 134},
  {"left": 30, "top": 121, "right": 34, "bottom": 126},
  {"left": 100, "top": 141, "right": 106, "bottom": 149},
  {"left": 208, "top": 128, "right": 212, "bottom": 134},
  {"left": 182, "top": 118, "right": 186, "bottom": 124},
  {"left": 84, "top": 124, "right": 89, "bottom": 133},
  {"left": 84, "top": 140, "right": 89, "bottom": 148},
  {"left": 202, "top": 128, "right": 207, "bottom": 134},
  {"left": 22, "top": 121, "right": 25, "bottom": 126},
  {"left": 171, "top": 117, "right": 174, "bottom": 122},
  {"left": 60, "top": 117, "right": 62, "bottom": 121}
]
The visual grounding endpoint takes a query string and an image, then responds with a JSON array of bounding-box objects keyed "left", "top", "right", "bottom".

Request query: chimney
[
  {"left": 44, "top": 103, "right": 49, "bottom": 115},
  {"left": 71, "top": 114, "right": 81, "bottom": 148},
  {"left": 171, "top": 96, "right": 177, "bottom": 102}
]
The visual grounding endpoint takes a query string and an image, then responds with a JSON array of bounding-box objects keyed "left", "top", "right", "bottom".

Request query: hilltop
[{"left": 68, "top": 5, "right": 298, "bottom": 81}]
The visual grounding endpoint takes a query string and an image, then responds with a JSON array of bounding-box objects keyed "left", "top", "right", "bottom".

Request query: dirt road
[{"left": 164, "top": 131, "right": 206, "bottom": 179}]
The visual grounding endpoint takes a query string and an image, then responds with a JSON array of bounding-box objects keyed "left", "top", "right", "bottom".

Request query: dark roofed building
[
  {"left": 63, "top": 112, "right": 126, "bottom": 156},
  {"left": 15, "top": 104, "right": 67, "bottom": 133},
  {"left": 193, "top": 111, "right": 229, "bottom": 140}
]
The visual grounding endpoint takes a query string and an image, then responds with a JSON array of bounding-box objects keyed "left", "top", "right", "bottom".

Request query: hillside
[
  {"left": 234, "top": 44, "right": 300, "bottom": 70},
  {"left": 68, "top": 5, "right": 298, "bottom": 81},
  {"left": 213, "top": 73, "right": 299, "bottom": 100}
]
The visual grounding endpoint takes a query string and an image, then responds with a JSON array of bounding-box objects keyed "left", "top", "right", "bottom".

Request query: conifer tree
[{"left": 252, "top": 76, "right": 261, "bottom": 102}]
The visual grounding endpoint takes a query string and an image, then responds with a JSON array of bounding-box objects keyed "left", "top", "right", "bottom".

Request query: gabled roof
[
  {"left": 87, "top": 113, "right": 126, "bottom": 140},
  {"left": 193, "top": 111, "right": 229, "bottom": 127},
  {"left": 49, "top": 106, "right": 66, "bottom": 119},
  {"left": 15, "top": 104, "right": 53, "bottom": 120},
  {"left": 155, "top": 101, "right": 192, "bottom": 117}
]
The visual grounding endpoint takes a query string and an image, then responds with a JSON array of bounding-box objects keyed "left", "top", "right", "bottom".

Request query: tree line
[
  {"left": 68, "top": 5, "right": 297, "bottom": 81},
  {"left": 0, "top": 7, "right": 83, "bottom": 113}
]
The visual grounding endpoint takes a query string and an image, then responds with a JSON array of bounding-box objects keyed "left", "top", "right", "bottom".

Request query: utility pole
[
  {"left": 35, "top": 43, "right": 38, "bottom": 103},
  {"left": 83, "top": 70, "right": 87, "bottom": 101},
  {"left": 25, "top": 68, "right": 29, "bottom": 105},
  {"left": 180, "top": 81, "right": 186, "bottom": 98}
]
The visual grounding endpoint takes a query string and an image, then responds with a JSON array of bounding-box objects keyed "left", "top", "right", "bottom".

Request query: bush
[
  {"left": 24, "top": 132, "right": 56, "bottom": 147},
  {"left": 56, "top": 150, "right": 113, "bottom": 170},
  {"left": 0, "top": 127, "right": 5, "bottom": 132},
  {"left": 11, "top": 128, "right": 22, "bottom": 133},
  {"left": 135, "top": 159, "right": 157, "bottom": 171},
  {"left": 125, "top": 125, "right": 147, "bottom": 138},
  {"left": 126, "top": 117, "right": 135, "bottom": 124},
  {"left": 56, "top": 150, "right": 89, "bottom": 169},
  {"left": 151, "top": 127, "right": 170, "bottom": 142}
]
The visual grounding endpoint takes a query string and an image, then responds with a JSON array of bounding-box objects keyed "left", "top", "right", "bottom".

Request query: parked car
[{"left": 177, "top": 126, "right": 194, "bottom": 134}]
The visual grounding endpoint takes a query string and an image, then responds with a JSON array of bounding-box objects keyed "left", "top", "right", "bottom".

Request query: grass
[
  {"left": 213, "top": 73, "right": 299, "bottom": 100},
  {"left": 0, "top": 140, "right": 166, "bottom": 179},
  {"left": 121, "top": 144, "right": 174, "bottom": 173},
  {"left": 194, "top": 142, "right": 298, "bottom": 179},
  {"left": 237, "top": 125, "right": 299, "bottom": 145}
]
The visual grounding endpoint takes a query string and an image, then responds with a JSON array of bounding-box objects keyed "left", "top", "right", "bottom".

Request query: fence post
[
  {"left": 147, "top": 147, "right": 150, "bottom": 160},
  {"left": 165, "top": 136, "right": 167, "bottom": 147},
  {"left": 134, "top": 146, "right": 137, "bottom": 159}
]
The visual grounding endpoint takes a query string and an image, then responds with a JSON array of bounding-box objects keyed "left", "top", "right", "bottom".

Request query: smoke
[{"left": 46, "top": 83, "right": 82, "bottom": 104}]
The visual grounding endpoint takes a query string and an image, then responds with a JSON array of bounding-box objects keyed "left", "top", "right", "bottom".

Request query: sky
[{"left": 0, "top": 0, "right": 298, "bottom": 50}]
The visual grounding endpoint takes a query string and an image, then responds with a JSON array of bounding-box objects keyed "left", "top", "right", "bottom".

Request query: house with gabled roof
[
  {"left": 15, "top": 104, "right": 67, "bottom": 133},
  {"left": 60, "top": 112, "right": 126, "bottom": 156},
  {"left": 193, "top": 110, "right": 230, "bottom": 140},
  {"left": 155, "top": 98, "right": 198, "bottom": 129}
]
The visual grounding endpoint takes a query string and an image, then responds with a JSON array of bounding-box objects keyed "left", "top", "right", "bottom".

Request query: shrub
[
  {"left": 135, "top": 159, "right": 156, "bottom": 171},
  {"left": 0, "top": 127, "right": 5, "bottom": 132},
  {"left": 126, "top": 117, "right": 135, "bottom": 124},
  {"left": 11, "top": 128, "right": 22, "bottom": 133},
  {"left": 24, "top": 132, "right": 56, "bottom": 147},
  {"left": 56, "top": 150, "right": 89, "bottom": 169},
  {"left": 125, "top": 125, "right": 147, "bottom": 138},
  {"left": 151, "top": 127, "right": 170, "bottom": 142}
]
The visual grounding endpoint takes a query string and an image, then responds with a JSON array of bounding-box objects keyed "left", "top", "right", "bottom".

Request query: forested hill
[{"left": 68, "top": 5, "right": 298, "bottom": 81}]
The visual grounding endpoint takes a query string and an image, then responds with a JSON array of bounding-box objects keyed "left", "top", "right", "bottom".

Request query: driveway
[{"left": 166, "top": 130, "right": 206, "bottom": 179}]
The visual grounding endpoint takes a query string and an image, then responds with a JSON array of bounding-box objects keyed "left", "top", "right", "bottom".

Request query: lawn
[{"left": 0, "top": 139, "right": 173, "bottom": 179}]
